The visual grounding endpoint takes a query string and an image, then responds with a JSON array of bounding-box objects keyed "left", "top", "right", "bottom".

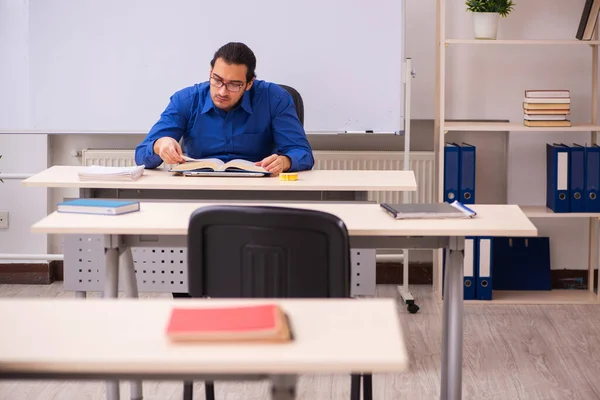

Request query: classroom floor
[{"left": 0, "top": 283, "right": 599, "bottom": 400}]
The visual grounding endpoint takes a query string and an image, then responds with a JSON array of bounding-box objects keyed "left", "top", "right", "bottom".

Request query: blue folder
[
  {"left": 585, "top": 144, "right": 600, "bottom": 212},
  {"left": 476, "top": 237, "right": 493, "bottom": 300},
  {"left": 444, "top": 143, "right": 460, "bottom": 203},
  {"left": 491, "top": 237, "right": 551, "bottom": 291},
  {"left": 459, "top": 143, "right": 476, "bottom": 204},
  {"left": 569, "top": 144, "right": 585, "bottom": 213},
  {"left": 546, "top": 143, "right": 570, "bottom": 213}
]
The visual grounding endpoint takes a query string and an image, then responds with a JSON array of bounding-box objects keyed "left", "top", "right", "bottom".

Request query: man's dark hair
[{"left": 210, "top": 42, "right": 257, "bottom": 82}]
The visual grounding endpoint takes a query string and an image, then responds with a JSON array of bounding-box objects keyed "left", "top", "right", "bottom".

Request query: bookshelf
[{"left": 434, "top": 0, "right": 600, "bottom": 304}]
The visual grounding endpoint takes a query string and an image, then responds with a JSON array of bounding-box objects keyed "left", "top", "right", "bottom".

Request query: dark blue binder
[
  {"left": 492, "top": 237, "right": 551, "bottom": 291},
  {"left": 444, "top": 143, "right": 460, "bottom": 203},
  {"left": 585, "top": 144, "right": 600, "bottom": 212},
  {"left": 546, "top": 143, "right": 570, "bottom": 213},
  {"left": 476, "top": 237, "right": 493, "bottom": 300},
  {"left": 569, "top": 144, "right": 585, "bottom": 213},
  {"left": 459, "top": 143, "right": 476, "bottom": 204}
]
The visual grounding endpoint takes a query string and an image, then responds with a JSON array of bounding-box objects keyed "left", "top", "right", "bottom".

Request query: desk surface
[
  {"left": 0, "top": 298, "right": 407, "bottom": 376},
  {"left": 31, "top": 202, "right": 538, "bottom": 237},
  {"left": 21, "top": 166, "right": 417, "bottom": 192}
]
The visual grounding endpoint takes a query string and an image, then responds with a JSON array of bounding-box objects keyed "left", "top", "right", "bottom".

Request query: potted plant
[{"left": 466, "top": 0, "right": 515, "bottom": 40}]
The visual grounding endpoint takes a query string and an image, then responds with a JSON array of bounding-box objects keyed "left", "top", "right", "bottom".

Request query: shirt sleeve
[
  {"left": 134, "top": 88, "right": 192, "bottom": 169},
  {"left": 270, "top": 89, "right": 315, "bottom": 172}
]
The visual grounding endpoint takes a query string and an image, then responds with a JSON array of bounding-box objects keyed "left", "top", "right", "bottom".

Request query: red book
[{"left": 165, "top": 303, "right": 292, "bottom": 343}]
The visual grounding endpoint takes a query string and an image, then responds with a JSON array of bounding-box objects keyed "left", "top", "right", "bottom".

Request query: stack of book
[
  {"left": 523, "top": 90, "right": 571, "bottom": 127},
  {"left": 77, "top": 165, "right": 145, "bottom": 181}
]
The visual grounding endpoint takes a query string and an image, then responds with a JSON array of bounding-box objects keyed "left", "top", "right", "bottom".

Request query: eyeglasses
[{"left": 210, "top": 75, "right": 245, "bottom": 93}]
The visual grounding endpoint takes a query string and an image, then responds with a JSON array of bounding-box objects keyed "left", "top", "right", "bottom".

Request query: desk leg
[
  {"left": 440, "top": 236, "right": 464, "bottom": 400},
  {"left": 270, "top": 375, "right": 296, "bottom": 400},
  {"left": 120, "top": 246, "right": 143, "bottom": 400},
  {"left": 120, "top": 246, "right": 139, "bottom": 298},
  {"left": 440, "top": 247, "right": 450, "bottom": 399},
  {"left": 104, "top": 242, "right": 120, "bottom": 400}
]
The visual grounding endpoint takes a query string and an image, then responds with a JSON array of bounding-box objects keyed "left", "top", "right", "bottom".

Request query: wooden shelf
[
  {"left": 444, "top": 121, "right": 600, "bottom": 132},
  {"left": 445, "top": 39, "right": 600, "bottom": 45},
  {"left": 521, "top": 206, "right": 600, "bottom": 218},
  {"left": 464, "top": 290, "right": 599, "bottom": 305}
]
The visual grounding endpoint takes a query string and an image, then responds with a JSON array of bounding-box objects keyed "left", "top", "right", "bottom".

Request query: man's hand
[
  {"left": 255, "top": 154, "right": 291, "bottom": 176},
  {"left": 153, "top": 137, "right": 185, "bottom": 164}
]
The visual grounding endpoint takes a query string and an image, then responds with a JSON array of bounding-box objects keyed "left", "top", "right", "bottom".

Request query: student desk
[
  {"left": 30, "top": 202, "right": 538, "bottom": 400},
  {"left": 22, "top": 165, "right": 417, "bottom": 201},
  {"left": 22, "top": 166, "right": 417, "bottom": 297},
  {"left": 0, "top": 298, "right": 409, "bottom": 400}
]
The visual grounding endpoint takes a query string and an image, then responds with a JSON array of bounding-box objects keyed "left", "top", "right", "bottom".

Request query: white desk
[
  {"left": 23, "top": 166, "right": 418, "bottom": 297},
  {"left": 22, "top": 165, "right": 417, "bottom": 201},
  {"left": 0, "top": 298, "right": 408, "bottom": 400},
  {"left": 31, "top": 202, "right": 538, "bottom": 400}
]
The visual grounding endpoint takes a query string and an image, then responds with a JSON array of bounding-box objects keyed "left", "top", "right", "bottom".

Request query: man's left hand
[{"left": 255, "top": 154, "right": 291, "bottom": 176}]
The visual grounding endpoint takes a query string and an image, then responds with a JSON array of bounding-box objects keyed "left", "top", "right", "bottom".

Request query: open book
[{"left": 170, "top": 156, "right": 269, "bottom": 176}]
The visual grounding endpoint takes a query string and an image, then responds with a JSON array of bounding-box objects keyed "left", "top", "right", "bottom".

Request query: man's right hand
[{"left": 153, "top": 137, "right": 185, "bottom": 164}]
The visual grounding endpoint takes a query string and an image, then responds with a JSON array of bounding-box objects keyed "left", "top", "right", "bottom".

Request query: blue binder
[
  {"left": 569, "top": 144, "right": 585, "bottom": 213},
  {"left": 463, "top": 237, "right": 477, "bottom": 300},
  {"left": 546, "top": 143, "right": 570, "bottom": 213},
  {"left": 476, "top": 237, "right": 493, "bottom": 300},
  {"left": 585, "top": 144, "right": 600, "bottom": 212},
  {"left": 459, "top": 143, "right": 476, "bottom": 204},
  {"left": 444, "top": 143, "right": 460, "bottom": 203},
  {"left": 491, "top": 237, "right": 551, "bottom": 291}
]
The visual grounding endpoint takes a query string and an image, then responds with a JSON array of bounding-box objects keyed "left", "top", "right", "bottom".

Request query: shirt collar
[
  {"left": 201, "top": 86, "right": 253, "bottom": 115},
  {"left": 201, "top": 91, "right": 216, "bottom": 115},
  {"left": 240, "top": 90, "right": 253, "bottom": 115}
]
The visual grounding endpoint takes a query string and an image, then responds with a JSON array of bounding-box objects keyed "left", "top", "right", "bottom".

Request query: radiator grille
[
  {"left": 81, "top": 148, "right": 136, "bottom": 167},
  {"left": 80, "top": 148, "right": 434, "bottom": 203},
  {"left": 313, "top": 151, "right": 434, "bottom": 204}
]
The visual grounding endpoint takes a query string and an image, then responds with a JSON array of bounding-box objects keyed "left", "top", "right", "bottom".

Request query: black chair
[
  {"left": 277, "top": 84, "right": 304, "bottom": 126},
  {"left": 182, "top": 205, "right": 372, "bottom": 400}
]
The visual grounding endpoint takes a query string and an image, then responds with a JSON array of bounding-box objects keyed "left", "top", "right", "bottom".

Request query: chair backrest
[
  {"left": 277, "top": 84, "right": 304, "bottom": 126},
  {"left": 187, "top": 205, "right": 350, "bottom": 299}
]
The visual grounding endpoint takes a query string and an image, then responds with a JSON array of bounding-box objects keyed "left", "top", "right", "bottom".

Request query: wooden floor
[{"left": 1, "top": 283, "right": 600, "bottom": 400}]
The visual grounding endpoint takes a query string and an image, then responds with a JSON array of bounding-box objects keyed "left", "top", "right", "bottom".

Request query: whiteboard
[{"left": 28, "top": 0, "right": 405, "bottom": 133}]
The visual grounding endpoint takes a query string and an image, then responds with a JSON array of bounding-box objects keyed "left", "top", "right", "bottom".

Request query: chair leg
[
  {"left": 205, "top": 381, "right": 215, "bottom": 400},
  {"left": 350, "top": 374, "right": 361, "bottom": 400},
  {"left": 183, "top": 381, "right": 193, "bottom": 400},
  {"left": 363, "top": 374, "right": 373, "bottom": 400}
]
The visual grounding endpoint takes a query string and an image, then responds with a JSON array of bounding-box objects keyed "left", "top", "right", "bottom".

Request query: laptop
[{"left": 380, "top": 201, "right": 477, "bottom": 220}]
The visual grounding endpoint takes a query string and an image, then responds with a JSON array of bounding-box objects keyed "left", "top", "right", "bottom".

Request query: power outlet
[{"left": 0, "top": 211, "right": 8, "bottom": 229}]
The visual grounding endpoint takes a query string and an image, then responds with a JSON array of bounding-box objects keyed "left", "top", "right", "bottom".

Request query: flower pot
[{"left": 472, "top": 12, "right": 499, "bottom": 40}]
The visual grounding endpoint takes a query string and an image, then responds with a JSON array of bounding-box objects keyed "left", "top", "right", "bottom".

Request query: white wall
[
  {"left": 1, "top": 0, "right": 596, "bottom": 270},
  {"left": 0, "top": 0, "right": 48, "bottom": 263}
]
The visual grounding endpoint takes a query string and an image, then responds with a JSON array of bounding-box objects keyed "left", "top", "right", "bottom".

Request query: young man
[{"left": 134, "top": 42, "right": 314, "bottom": 176}]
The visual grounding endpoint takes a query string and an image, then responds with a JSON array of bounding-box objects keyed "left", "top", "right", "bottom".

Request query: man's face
[{"left": 209, "top": 58, "right": 253, "bottom": 111}]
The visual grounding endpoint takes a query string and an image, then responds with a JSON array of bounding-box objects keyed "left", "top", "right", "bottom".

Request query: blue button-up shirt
[{"left": 135, "top": 80, "right": 314, "bottom": 172}]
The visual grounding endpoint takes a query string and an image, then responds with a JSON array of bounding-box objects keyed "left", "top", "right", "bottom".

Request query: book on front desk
[
  {"left": 165, "top": 303, "right": 294, "bottom": 343},
  {"left": 57, "top": 199, "right": 140, "bottom": 215}
]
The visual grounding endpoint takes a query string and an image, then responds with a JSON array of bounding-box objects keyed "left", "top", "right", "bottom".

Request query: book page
[
  {"left": 170, "top": 158, "right": 224, "bottom": 172},
  {"left": 224, "top": 159, "right": 268, "bottom": 173}
]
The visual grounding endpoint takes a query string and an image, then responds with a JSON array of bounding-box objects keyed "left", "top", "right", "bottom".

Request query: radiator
[
  {"left": 313, "top": 151, "right": 434, "bottom": 204},
  {"left": 80, "top": 148, "right": 435, "bottom": 203}
]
